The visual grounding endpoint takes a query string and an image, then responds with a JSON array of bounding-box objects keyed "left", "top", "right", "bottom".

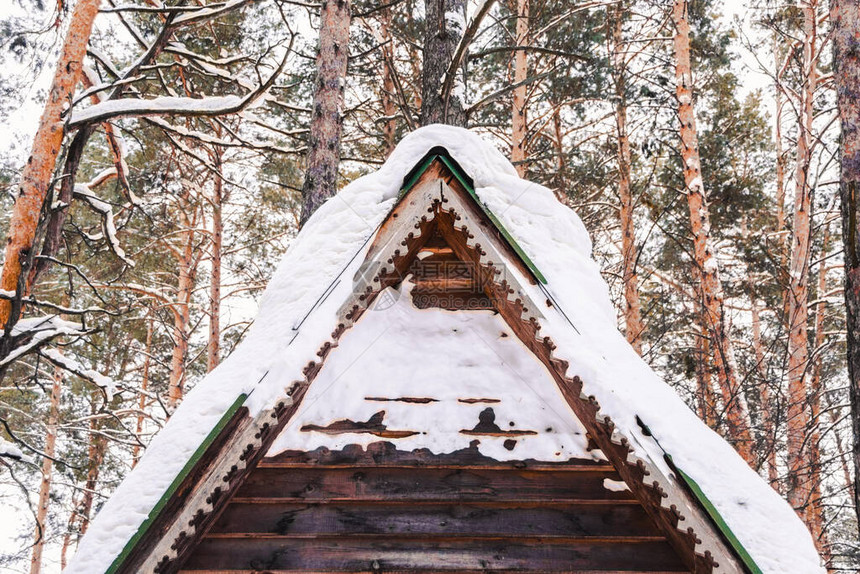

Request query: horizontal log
[
  {"left": 180, "top": 537, "right": 687, "bottom": 572},
  {"left": 257, "top": 462, "right": 615, "bottom": 471},
  {"left": 181, "top": 570, "right": 688, "bottom": 574},
  {"left": 261, "top": 442, "right": 604, "bottom": 468},
  {"left": 229, "top": 497, "right": 639, "bottom": 505},
  {"left": 208, "top": 501, "right": 661, "bottom": 538},
  {"left": 235, "top": 467, "right": 634, "bottom": 502}
]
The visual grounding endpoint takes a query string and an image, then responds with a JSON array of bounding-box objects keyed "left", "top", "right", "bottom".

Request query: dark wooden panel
[
  {"left": 181, "top": 537, "right": 688, "bottom": 572},
  {"left": 209, "top": 501, "right": 659, "bottom": 538},
  {"left": 181, "top": 571, "right": 689, "bottom": 574},
  {"left": 235, "top": 467, "right": 634, "bottom": 502},
  {"left": 261, "top": 441, "right": 607, "bottom": 469},
  {"left": 181, "top": 570, "right": 688, "bottom": 574}
]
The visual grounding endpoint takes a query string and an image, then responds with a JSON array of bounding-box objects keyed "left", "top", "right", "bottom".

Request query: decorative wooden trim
[
  {"left": 348, "top": 173, "right": 743, "bottom": 573},
  {"left": 115, "top": 166, "right": 745, "bottom": 573}
]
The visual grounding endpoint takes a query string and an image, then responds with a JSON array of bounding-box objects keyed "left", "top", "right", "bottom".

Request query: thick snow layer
[
  {"left": 42, "top": 348, "right": 117, "bottom": 400},
  {"left": 1, "top": 316, "right": 85, "bottom": 369},
  {"left": 268, "top": 284, "right": 593, "bottom": 462},
  {"left": 68, "top": 95, "right": 243, "bottom": 128},
  {"left": 0, "top": 436, "right": 33, "bottom": 463},
  {"left": 66, "top": 125, "right": 823, "bottom": 574}
]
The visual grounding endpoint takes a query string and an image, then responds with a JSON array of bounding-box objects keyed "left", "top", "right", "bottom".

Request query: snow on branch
[
  {"left": 172, "top": 0, "right": 256, "bottom": 26},
  {"left": 72, "top": 173, "right": 136, "bottom": 267},
  {"left": 0, "top": 437, "right": 33, "bottom": 463},
  {"left": 40, "top": 348, "right": 118, "bottom": 401},
  {"left": 69, "top": 95, "right": 242, "bottom": 128},
  {"left": 145, "top": 116, "right": 297, "bottom": 155},
  {"left": 0, "top": 317, "right": 87, "bottom": 369},
  {"left": 68, "top": 46, "right": 290, "bottom": 129}
]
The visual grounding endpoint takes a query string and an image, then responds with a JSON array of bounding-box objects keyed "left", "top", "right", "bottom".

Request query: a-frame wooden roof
[{"left": 95, "top": 151, "right": 758, "bottom": 574}]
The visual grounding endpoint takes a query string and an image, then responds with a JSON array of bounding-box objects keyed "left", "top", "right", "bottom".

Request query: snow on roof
[
  {"left": 267, "top": 284, "right": 594, "bottom": 462},
  {"left": 66, "top": 125, "right": 823, "bottom": 574}
]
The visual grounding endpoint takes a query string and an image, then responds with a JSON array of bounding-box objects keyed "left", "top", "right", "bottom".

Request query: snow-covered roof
[{"left": 66, "top": 125, "right": 824, "bottom": 574}]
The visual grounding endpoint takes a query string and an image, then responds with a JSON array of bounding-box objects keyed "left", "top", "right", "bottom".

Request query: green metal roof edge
[
  {"left": 635, "top": 415, "right": 761, "bottom": 574},
  {"left": 666, "top": 455, "right": 763, "bottom": 574},
  {"left": 105, "top": 392, "right": 249, "bottom": 574},
  {"left": 399, "top": 152, "right": 547, "bottom": 284}
]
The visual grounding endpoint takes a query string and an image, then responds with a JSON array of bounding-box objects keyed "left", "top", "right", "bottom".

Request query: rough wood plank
[
  {"left": 208, "top": 501, "right": 661, "bottom": 538},
  {"left": 181, "top": 571, "right": 688, "bottom": 574},
  {"left": 114, "top": 405, "right": 252, "bottom": 574},
  {"left": 181, "top": 538, "right": 688, "bottom": 572},
  {"left": 261, "top": 441, "right": 605, "bottom": 469},
  {"left": 235, "top": 467, "right": 634, "bottom": 502}
]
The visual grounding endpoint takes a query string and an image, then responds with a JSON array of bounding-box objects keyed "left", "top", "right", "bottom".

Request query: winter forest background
[{"left": 0, "top": 0, "right": 859, "bottom": 571}]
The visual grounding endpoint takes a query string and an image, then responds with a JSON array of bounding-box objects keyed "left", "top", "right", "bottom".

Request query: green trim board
[
  {"left": 671, "top": 460, "right": 763, "bottom": 574},
  {"left": 399, "top": 148, "right": 548, "bottom": 284},
  {"left": 105, "top": 392, "right": 249, "bottom": 574},
  {"left": 635, "top": 415, "right": 762, "bottom": 574}
]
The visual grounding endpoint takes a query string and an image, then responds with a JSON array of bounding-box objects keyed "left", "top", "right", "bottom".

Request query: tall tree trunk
[
  {"left": 829, "top": 406, "right": 855, "bottom": 502},
  {"left": 695, "top": 313, "right": 716, "bottom": 427},
  {"left": 0, "top": 0, "right": 100, "bottom": 329},
  {"left": 774, "top": 33, "right": 788, "bottom": 243},
  {"left": 207, "top": 151, "right": 224, "bottom": 373},
  {"left": 671, "top": 0, "right": 754, "bottom": 465},
  {"left": 611, "top": 0, "right": 642, "bottom": 354},
  {"left": 300, "top": 0, "right": 351, "bottom": 226},
  {"left": 786, "top": 0, "right": 818, "bottom": 514},
  {"left": 510, "top": 0, "right": 529, "bottom": 175},
  {"left": 29, "top": 369, "right": 61, "bottom": 574},
  {"left": 551, "top": 103, "right": 565, "bottom": 190},
  {"left": 806, "top": 225, "right": 831, "bottom": 559},
  {"left": 60, "top": 498, "right": 78, "bottom": 569},
  {"left": 751, "top": 294, "right": 779, "bottom": 487},
  {"left": 380, "top": 6, "right": 397, "bottom": 157},
  {"left": 78, "top": 398, "right": 107, "bottom": 538},
  {"left": 132, "top": 316, "right": 154, "bottom": 466},
  {"left": 420, "top": 0, "right": 467, "bottom": 126},
  {"left": 167, "top": 193, "right": 195, "bottom": 410},
  {"left": 831, "top": 0, "right": 860, "bottom": 529}
]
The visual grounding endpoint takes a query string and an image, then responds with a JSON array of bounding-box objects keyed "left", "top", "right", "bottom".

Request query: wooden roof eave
[
  {"left": 351, "top": 177, "right": 746, "bottom": 573},
  {"left": 107, "top": 165, "right": 752, "bottom": 574},
  {"left": 392, "top": 151, "right": 546, "bottom": 284}
]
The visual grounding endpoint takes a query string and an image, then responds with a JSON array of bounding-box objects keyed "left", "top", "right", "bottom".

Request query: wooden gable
[
  {"left": 182, "top": 444, "right": 689, "bottom": 573},
  {"left": 107, "top": 155, "right": 747, "bottom": 574}
]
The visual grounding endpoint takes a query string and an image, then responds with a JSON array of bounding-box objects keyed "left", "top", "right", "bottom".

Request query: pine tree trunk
[
  {"left": 672, "top": 0, "right": 754, "bottom": 464},
  {"left": 831, "top": 0, "right": 860, "bottom": 530},
  {"left": 380, "top": 6, "right": 397, "bottom": 157},
  {"left": 510, "top": 0, "right": 529, "bottom": 175},
  {"left": 551, "top": 103, "right": 565, "bottom": 189},
  {"left": 60, "top": 500, "right": 78, "bottom": 569},
  {"left": 806, "top": 227, "right": 830, "bottom": 559},
  {"left": 132, "top": 316, "right": 154, "bottom": 466},
  {"left": 29, "top": 369, "right": 61, "bottom": 574},
  {"left": 78, "top": 401, "right": 107, "bottom": 537},
  {"left": 829, "top": 406, "right": 855, "bottom": 502},
  {"left": 695, "top": 314, "right": 716, "bottom": 427},
  {"left": 0, "top": 0, "right": 100, "bottom": 328},
  {"left": 611, "top": 0, "right": 642, "bottom": 354},
  {"left": 207, "top": 152, "right": 223, "bottom": 372},
  {"left": 300, "top": 0, "right": 351, "bottom": 226},
  {"left": 420, "top": 0, "right": 467, "bottom": 126},
  {"left": 751, "top": 295, "right": 779, "bottom": 487},
  {"left": 774, "top": 33, "right": 787, "bottom": 243},
  {"left": 167, "top": 194, "right": 195, "bottom": 410},
  {"left": 786, "top": 0, "right": 818, "bottom": 513}
]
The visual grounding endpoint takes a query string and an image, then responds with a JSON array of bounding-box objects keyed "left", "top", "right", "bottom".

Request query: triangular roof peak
[
  {"left": 395, "top": 145, "right": 546, "bottom": 284},
  {"left": 66, "top": 126, "right": 824, "bottom": 574}
]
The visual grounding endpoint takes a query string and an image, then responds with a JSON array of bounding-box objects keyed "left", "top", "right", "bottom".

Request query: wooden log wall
[{"left": 180, "top": 444, "right": 689, "bottom": 573}]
